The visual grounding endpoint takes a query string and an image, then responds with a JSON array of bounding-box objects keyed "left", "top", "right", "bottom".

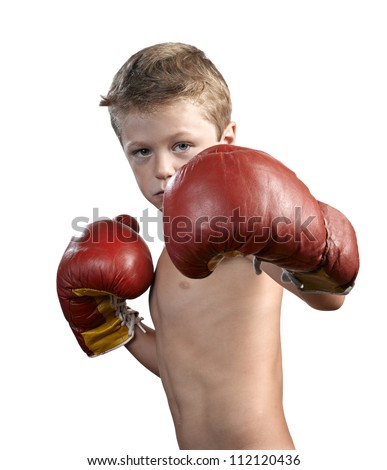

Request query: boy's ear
[{"left": 220, "top": 121, "right": 237, "bottom": 145}]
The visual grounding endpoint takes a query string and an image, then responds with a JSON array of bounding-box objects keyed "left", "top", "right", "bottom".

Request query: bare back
[{"left": 150, "top": 248, "right": 294, "bottom": 450}]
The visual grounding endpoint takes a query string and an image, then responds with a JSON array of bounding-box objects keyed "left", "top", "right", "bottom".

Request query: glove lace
[{"left": 110, "top": 296, "right": 146, "bottom": 336}]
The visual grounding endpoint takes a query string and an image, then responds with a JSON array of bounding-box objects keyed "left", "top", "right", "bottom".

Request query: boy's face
[{"left": 120, "top": 100, "right": 236, "bottom": 210}]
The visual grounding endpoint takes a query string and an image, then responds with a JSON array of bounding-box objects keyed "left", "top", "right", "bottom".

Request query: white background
[{"left": 1, "top": 1, "right": 385, "bottom": 469}]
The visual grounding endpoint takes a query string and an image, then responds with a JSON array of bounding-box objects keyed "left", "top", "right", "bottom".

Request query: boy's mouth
[{"left": 153, "top": 190, "right": 165, "bottom": 204}]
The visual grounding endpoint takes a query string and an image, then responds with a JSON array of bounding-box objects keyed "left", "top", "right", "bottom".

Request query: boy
[{"left": 58, "top": 43, "right": 358, "bottom": 450}]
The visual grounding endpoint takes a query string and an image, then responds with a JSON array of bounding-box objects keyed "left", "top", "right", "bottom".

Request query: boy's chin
[
  {"left": 149, "top": 200, "right": 163, "bottom": 212},
  {"left": 150, "top": 194, "right": 164, "bottom": 211}
]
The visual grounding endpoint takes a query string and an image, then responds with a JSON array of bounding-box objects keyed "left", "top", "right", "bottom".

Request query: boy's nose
[{"left": 154, "top": 152, "right": 177, "bottom": 180}]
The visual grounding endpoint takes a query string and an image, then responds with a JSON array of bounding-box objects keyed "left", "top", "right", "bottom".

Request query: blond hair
[{"left": 100, "top": 42, "right": 232, "bottom": 142}]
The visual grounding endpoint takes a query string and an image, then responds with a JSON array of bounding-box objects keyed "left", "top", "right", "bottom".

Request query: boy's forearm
[
  {"left": 125, "top": 324, "right": 160, "bottom": 377},
  {"left": 261, "top": 262, "right": 345, "bottom": 311}
]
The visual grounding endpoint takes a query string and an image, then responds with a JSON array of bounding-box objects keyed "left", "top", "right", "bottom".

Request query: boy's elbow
[{"left": 304, "top": 293, "right": 346, "bottom": 311}]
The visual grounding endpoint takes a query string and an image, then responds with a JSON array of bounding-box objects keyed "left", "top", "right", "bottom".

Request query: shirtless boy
[{"left": 57, "top": 43, "right": 359, "bottom": 450}]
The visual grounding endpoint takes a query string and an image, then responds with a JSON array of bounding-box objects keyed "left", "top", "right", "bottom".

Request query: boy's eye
[
  {"left": 133, "top": 148, "right": 151, "bottom": 158},
  {"left": 174, "top": 143, "right": 191, "bottom": 153}
]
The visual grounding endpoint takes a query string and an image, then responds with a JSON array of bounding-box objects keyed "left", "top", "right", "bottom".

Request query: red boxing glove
[
  {"left": 280, "top": 201, "right": 359, "bottom": 293},
  {"left": 57, "top": 215, "right": 154, "bottom": 357},
  {"left": 163, "top": 145, "right": 359, "bottom": 294}
]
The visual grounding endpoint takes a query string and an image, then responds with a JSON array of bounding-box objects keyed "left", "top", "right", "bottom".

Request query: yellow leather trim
[
  {"left": 81, "top": 316, "right": 131, "bottom": 356},
  {"left": 292, "top": 267, "right": 346, "bottom": 294},
  {"left": 72, "top": 288, "right": 116, "bottom": 316},
  {"left": 73, "top": 288, "right": 111, "bottom": 297},
  {"left": 73, "top": 288, "right": 131, "bottom": 355},
  {"left": 207, "top": 250, "right": 241, "bottom": 272}
]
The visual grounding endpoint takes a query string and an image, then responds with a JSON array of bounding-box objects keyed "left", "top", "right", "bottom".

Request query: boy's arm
[
  {"left": 261, "top": 261, "right": 345, "bottom": 311},
  {"left": 124, "top": 323, "right": 160, "bottom": 377}
]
